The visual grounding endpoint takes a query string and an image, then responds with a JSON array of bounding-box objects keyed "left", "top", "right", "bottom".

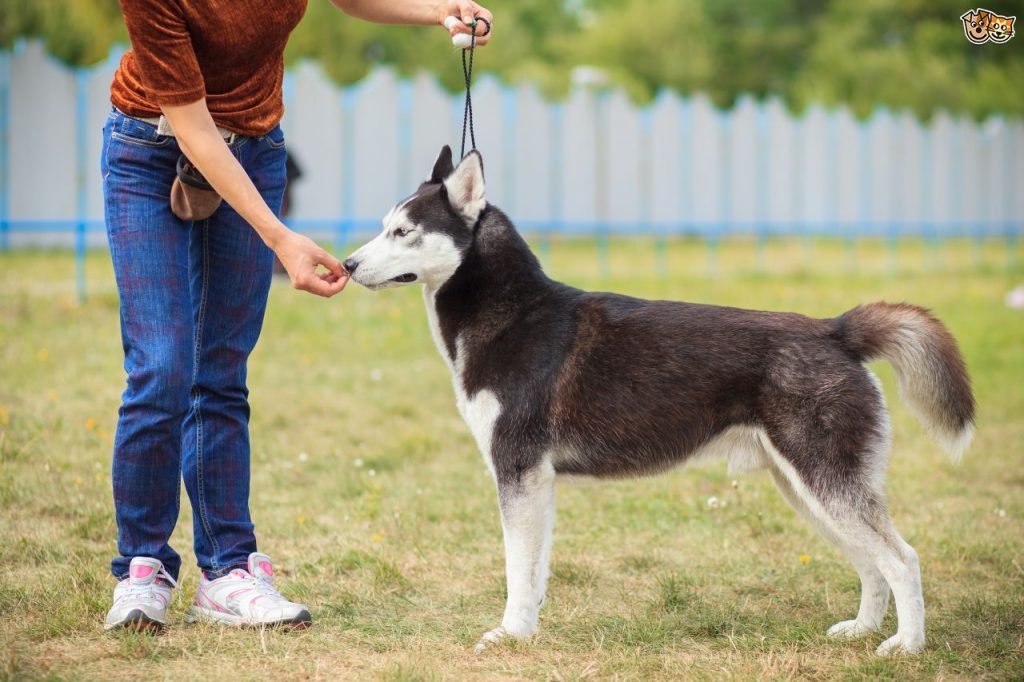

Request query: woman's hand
[
  {"left": 439, "top": 0, "right": 493, "bottom": 46},
  {"left": 273, "top": 230, "right": 349, "bottom": 298}
]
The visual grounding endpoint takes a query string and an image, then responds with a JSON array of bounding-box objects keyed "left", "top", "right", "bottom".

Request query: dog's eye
[{"left": 394, "top": 227, "right": 409, "bottom": 238}]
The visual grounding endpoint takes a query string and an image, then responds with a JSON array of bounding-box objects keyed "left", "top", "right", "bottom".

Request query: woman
[{"left": 103, "top": 0, "right": 493, "bottom": 631}]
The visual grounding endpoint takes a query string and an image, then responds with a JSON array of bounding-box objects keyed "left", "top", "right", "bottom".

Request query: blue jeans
[{"left": 102, "top": 108, "right": 287, "bottom": 581}]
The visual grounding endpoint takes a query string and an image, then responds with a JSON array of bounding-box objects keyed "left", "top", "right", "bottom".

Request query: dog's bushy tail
[{"left": 834, "top": 302, "right": 975, "bottom": 462}]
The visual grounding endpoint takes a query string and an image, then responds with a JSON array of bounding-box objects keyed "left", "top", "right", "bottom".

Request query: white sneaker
[
  {"left": 186, "top": 552, "right": 311, "bottom": 628},
  {"left": 104, "top": 557, "right": 177, "bottom": 631}
]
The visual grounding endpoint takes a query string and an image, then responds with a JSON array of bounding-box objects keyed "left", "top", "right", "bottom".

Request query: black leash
[{"left": 459, "top": 17, "right": 489, "bottom": 159}]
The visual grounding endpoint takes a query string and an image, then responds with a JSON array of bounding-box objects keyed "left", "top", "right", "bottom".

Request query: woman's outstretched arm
[
  {"left": 160, "top": 99, "right": 348, "bottom": 298},
  {"left": 330, "top": 0, "right": 494, "bottom": 45}
]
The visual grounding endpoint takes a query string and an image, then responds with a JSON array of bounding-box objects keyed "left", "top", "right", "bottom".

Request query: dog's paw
[
  {"left": 875, "top": 633, "right": 925, "bottom": 657},
  {"left": 826, "top": 619, "right": 877, "bottom": 639},
  {"left": 473, "top": 627, "right": 508, "bottom": 654}
]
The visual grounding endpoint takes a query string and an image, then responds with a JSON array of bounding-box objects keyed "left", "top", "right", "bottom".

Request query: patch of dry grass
[{"left": 1, "top": 239, "right": 1022, "bottom": 680}]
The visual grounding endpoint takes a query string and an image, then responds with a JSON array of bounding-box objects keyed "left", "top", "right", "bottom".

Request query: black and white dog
[{"left": 343, "top": 146, "right": 975, "bottom": 656}]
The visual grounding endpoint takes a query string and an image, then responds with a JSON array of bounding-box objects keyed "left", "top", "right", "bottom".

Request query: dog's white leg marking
[
  {"left": 533, "top": 481, "right": 555, "bottom": 610},
  {"left": 768, "top": 463, "right": 890, "bottom": 638},
  {"left": 761, "top": 431, "right": 925, "bottom": 656},
  {"left": 868, "top": 533, "right": 924, "bottom": 656},
  {"left": 826, "top": 556, "right": 890, "bottom": 639},
  {"left": 475, "top": 459, "right": 556, "bottom": 653}
]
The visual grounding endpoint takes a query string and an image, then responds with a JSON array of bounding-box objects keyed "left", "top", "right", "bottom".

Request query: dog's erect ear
[
  {"left": 428, "top": 145, "right": 455, "bottom": 184},
  {"left": 444, "top": 151, "right": 486, "bottom": 225}
]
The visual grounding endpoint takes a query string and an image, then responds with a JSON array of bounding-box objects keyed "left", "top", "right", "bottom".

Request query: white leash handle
[{"left": 444, "top": 16, "right": 476, "bottom": 49}]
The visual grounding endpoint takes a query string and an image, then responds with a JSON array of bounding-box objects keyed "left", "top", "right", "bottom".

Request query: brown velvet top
[{"left": 111, "top": 0, "right": 308, "bottom": 137}]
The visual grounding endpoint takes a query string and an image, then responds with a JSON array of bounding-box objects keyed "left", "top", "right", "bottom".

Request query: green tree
[
  {"left": 793, "top": 0, "right": 1024, "bottom": 119},
  {"left": 566, "top": 0, "right": 1024, "bottom": 119}
]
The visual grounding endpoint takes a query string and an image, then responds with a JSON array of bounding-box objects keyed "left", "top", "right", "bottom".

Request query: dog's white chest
[
  {"left": 455, "top": 386, "right": 501, "bottom": 477},
  {"left": 425, "top": 289, "right": 502, "bottom": 477}
]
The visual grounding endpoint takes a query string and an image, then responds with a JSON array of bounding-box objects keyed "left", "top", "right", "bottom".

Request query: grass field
[{"left": 1, "top": 238, "right": 1022, "bottom": 680}]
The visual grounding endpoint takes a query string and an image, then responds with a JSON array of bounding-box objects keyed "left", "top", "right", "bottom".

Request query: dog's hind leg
[
  {"left": 767, "top": 463, "right": 890, "bottom": 639},
  {"left": 475, "top": 458, "right": 556, "bottom": 653},
  {"left": 764, "top": 440, "right": 925, "bottom": 656},
  {"left": 828, "top": 503, "right": 923, "bottom": 656}
]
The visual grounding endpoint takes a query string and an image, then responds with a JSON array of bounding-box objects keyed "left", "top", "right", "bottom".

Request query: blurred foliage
[
  {"left": 2, "top": 0, "right": 1022, "bottom": 119},
  {"left": 1, "top": 0, "right": 126, "bottom": 66}
]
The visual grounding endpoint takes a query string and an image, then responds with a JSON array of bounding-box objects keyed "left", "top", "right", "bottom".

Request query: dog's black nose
[{"left": 343, "top": 258, "right": 359, "bottom": 274}]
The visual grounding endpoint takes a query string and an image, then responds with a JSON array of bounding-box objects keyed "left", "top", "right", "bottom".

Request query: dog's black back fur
[
  {"left": 430, "top": 206, "right": 896, "bottom": 494},
  {"left": 381, "top": 146, "right": 973, "bottom": 502}
]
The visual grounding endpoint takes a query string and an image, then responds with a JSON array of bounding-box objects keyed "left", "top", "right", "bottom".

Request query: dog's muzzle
[{"left": 342, "top": 258, "right": 417, "bottom": 287}]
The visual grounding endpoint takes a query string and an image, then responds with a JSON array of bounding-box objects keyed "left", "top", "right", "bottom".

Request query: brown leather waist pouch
[{"left": 170, "top": 155, "right": 222, "bottom": 221}]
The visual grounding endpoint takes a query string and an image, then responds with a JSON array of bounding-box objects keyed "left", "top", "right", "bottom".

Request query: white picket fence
[{"left": 2, "top": 40, "right": 1022, "bottom": 248}]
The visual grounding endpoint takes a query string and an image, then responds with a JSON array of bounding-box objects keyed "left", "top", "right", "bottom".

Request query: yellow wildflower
[{"left": 799, "top": 554, "right": 811, "bottom": 565}]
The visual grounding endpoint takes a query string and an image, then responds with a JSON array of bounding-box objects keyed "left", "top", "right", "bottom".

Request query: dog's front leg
[{"left": 475, "top": 460, "right": 556, "bottom": 653}]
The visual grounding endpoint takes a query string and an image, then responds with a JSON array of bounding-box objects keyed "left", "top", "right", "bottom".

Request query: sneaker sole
[
  {"left": 104, "top": 609, "right": 165, "bottom": 633},
  {"left": 185, "top": 605, "right": 312, "bottom": 629}
]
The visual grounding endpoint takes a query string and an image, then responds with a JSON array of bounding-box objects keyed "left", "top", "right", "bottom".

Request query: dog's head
[
  {"left": 344, "top": 145, "right": 485, "bottom": 291},
  {"left": 961, "top": 9, "right": 991, "bottom": 44}
]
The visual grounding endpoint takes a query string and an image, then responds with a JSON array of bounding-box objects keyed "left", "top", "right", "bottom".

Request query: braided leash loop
[{"left": 460, "top": 19, "right": 477, "bottom": 160}]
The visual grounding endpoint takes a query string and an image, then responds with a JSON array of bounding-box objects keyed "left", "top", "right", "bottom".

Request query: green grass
[{"left": 1, "top": 238, "right": 1022, "bottom": 680}]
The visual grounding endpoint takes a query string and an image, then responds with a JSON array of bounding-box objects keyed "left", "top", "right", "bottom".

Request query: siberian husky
[{"left": 343, "top": 146, "right": 975, "bottom": 656}]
